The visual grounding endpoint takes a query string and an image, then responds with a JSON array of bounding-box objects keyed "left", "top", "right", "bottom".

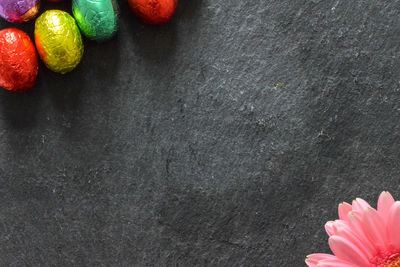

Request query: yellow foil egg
[{"left": 35, "top": 10, "right": 84, "bottom": 74}]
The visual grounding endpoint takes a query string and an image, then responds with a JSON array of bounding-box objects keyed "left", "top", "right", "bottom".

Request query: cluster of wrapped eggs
[{"left": 0, "top": 0, "right": 178, "bottom": 91}]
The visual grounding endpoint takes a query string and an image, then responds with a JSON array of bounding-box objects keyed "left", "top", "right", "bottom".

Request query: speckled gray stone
[{"left": 0, "top": 0, "right": 399, "bottom": 266}]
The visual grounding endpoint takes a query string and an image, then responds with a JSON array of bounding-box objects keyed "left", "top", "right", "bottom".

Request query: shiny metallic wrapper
[
  {"left": 0, "top": 28, "right": 38, "bottom": 91},
  {"left": 35, "top": 10, "right": 84, "bottom": 74},
  {"left": 0, "top": 0, "right": 40, "bottom": 23},
  {"left": 128, "top": 0, "right": 177, "bottom": 25},
  {"left": 72, "top": 0, "right": 119, "bottom": 42}
]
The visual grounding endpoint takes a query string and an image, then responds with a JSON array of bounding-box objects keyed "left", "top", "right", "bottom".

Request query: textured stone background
[{"left": 1, "top": 0, "right": 400, "bottom": 266}]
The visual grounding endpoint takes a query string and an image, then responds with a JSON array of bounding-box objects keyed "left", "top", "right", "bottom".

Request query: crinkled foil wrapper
[
  {"left": 35, "top": 10, "right": 84, "bottom": 74},
  {"left": 128, "top": 0, "right": 178, "bottom": 24},
  {"left": 72, "top": 0, "right": 119, "bottom": 42},
  {"left": 0, "top": 28, "right": 38, "bottom": 91},
  {"left": 0, "top": 0, "right": 40, "bottom": 23}
]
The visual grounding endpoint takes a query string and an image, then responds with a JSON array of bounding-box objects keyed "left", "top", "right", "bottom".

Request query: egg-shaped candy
[
  {"left": 128, "top": 0, "right": 177, "bottom": 25},
  {"left": 35, "top": 10, "right": 83, "bottom": 74},
  {"left": 0, "top": 0, "right": 40, "bottom": 23},
  {"left": 0, "top": 28, "right": 38, "bottom": 92},
  {"left": 72, "top": 0, "right": 118, "bottom": 42}
]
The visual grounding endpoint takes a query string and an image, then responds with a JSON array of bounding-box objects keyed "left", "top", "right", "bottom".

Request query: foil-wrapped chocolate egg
[
  {"left": 35, "top": 10, "right": 84, "bottom": 74},
  {"left": 72, "top": 0, "right": 119, "bottom": 42},
  {"left": 128, "top": 0, "right": 177, "bottom": 25},
  {"left": 0, "top": 28, "right": 38, "bottom": 92},
  {"left": 0, "top": 0, "right": 40, "bottom": 23}
]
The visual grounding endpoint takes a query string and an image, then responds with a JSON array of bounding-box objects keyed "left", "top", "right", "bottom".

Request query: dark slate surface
[{"left": 1, "top": 0, "right": 400, "bottom": 266}]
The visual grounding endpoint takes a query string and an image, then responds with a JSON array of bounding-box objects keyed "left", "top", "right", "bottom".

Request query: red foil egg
[
  {"left": 128, "top": 0, "right": 178, "bottom": 25},
  {"left": 0, "top": 28, "right": 38, "bottom": 92}
]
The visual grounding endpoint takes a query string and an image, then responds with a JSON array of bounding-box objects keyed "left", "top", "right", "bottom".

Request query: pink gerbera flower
[{"left": 306, "top": 192, "right": 400, "bottom": 267}]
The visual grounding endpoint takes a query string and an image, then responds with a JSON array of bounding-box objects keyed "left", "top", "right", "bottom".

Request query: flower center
[
  {"left": 371, "top": 252, "right": 400, "bottom": 267},
  {"left": 382, "top": 259, "right": 400, "bottom": 267},
  {"left": 379, "top": 255, "right": 400, "bottom": 267}
]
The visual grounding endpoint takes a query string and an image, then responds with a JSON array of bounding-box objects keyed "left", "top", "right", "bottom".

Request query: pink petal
[
  {"left": 378, "top": 191, "right": 395, "bottom": 220},
  {"left": 335, "top": 225, "right": 374, "bottom": 260},
  {"left": 326, "top": 220, "right": 350, "bottom": 236},
  {"left": 347, "top": 211, "right": 377, "bottom": 252},
  {"left": 325, "top": 221, "right": 335, "bottom": 236},
  {"left": 329, "top": 235, "right": 370, "bottom": 266},
  {"left": 339, "top": 202, "right": 353, "bottom": 221},
  {"left": 317, "top": 259, "right": 357, "bottom": 267},
  {"left": 331, "top": 221, "right": 348, "bottom": 235},
  {"left": 306, "top": 254, "right": 337, "bottom": 267},
  {"left": 388, "top": 201, "right": 400, "bottom": 250},
  {"left": 352, "top": 198, "right": 371, "bottom": 212},
  {"left": 362, "top": 207, "right": 388, "bottom": 250}
]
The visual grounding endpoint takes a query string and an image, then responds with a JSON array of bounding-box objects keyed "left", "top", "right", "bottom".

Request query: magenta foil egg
[{"left": 0, "top": 0, "right": 40, "bottom": 23}]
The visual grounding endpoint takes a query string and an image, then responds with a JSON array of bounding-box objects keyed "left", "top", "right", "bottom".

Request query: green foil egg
[{"left": 72, "top": 0, "right": 118, "bottom": 42}]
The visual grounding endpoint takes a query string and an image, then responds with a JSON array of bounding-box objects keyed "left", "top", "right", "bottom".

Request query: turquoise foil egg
[{"left": 72, "top": 0, "right": 118, "bottom": 42}]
